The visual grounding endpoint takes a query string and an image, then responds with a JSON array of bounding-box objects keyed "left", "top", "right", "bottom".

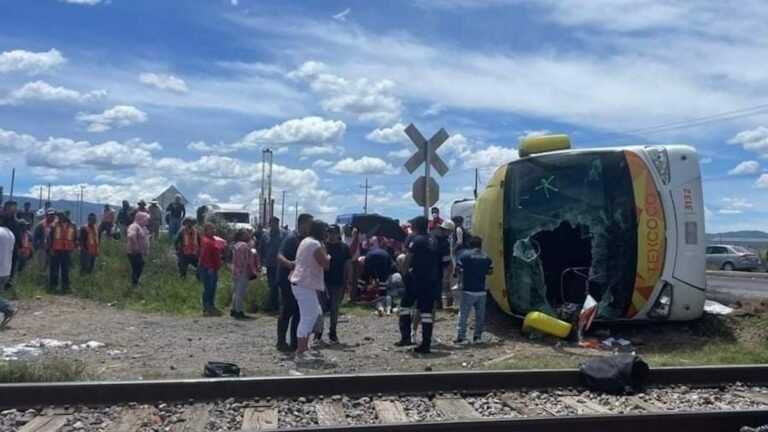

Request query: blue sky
[{"left": 1, "top": 0, "right": 768, "bottom": 232}]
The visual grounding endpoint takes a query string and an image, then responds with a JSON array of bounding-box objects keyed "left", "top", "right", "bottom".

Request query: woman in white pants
[{"left": 290, "top": 220, "right": 330, "bottom": 363}]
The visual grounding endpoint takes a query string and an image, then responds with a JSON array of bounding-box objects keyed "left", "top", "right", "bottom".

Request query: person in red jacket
[{"left": 198, "top": 223, "right": 223, "bottom": 316}]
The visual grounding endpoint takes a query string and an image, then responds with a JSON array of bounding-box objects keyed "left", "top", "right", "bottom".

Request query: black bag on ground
[
  {"left": 204, "top": 362, "right": 241, "bottom": 378},
  {"left": 578, "top": 354, "right": 649, "bottom": 395}
]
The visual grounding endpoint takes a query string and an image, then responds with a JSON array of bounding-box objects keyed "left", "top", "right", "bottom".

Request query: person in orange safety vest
[
  {"left": 174, "top": 217, "right": 200, "bottom": 280},
  {"left": 16, "top": 220, "right": 33, "bottom": 274},
  {"left": 48, "top": 210, "right": 77, "bottom": 293},
  {"left": 79, "top": 213, "right": 99, "bottom": 275}
]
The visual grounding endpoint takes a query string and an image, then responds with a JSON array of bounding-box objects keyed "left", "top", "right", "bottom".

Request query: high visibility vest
[
  {"left": 102, "top": 210, "right": 114, "bottom": 223},
  {"left": 182, "top": 228, "right": 199, "bottom": 255},
  {"left": 19, "top": 234, "right": 32, "bottom": 258},
  {"left": 85, "top": 226, "right": 99, "bottom": 256},
  {"left": 52, "top": 224, "right": 76, "bottom": 251}
]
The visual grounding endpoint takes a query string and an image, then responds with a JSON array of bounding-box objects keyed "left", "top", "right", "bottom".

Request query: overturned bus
[{"left": 471, "top": 135, "right": 706, "bottom": 322}]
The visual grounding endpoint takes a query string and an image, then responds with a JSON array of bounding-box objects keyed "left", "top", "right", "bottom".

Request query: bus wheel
[{"left": 723, "top": 262, "right": 735, "bottom": 271}]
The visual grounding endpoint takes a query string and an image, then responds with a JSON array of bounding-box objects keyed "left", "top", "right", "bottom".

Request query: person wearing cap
[
  {"left": 397, "top": 215, "right": 439, "bottom": 354},
  {"left": 320, "top": 224, "right": 352, "bottom": 344},
  {"left": 428, "top": 207, "right": 444, "bottom": 232},
  {"left": 148, "top": 201, "right": 162, "bottom": 239},
  {"left": 48, "top": 210, "right": 77, "bottom": 293},
  {"left": 33, "top": 208, "right": 57, "bottom": 277},
  {"left": 126, "top": 211, "right": 150, "bottom": 287},
  {"left": 16, "top": 202, "right": 35, "bottom": 225},
  {"left": 117, "top": 200, "right": 133, "bottom": 240},
  {"left": 99, "top": 204, "right": 115, "bottom": 238},
  {"left": 259, "top": 216, "right": 285, "bottom": 313},
  {"left": 131, "top": 200, "right": 150, "bottom": 221},
  {"left": 79, "top": 213, "right": 100, "bottom": 275},
  {"left": 166, "top": 195, "right": 186, "bottom": 238},
  {"left": 174, "top": 217, "right": 200, "bottom": 280}
]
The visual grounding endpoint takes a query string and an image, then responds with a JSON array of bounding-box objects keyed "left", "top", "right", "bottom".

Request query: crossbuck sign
[{"left": 403, "top": 123, "right": 450, "bottom": 216}]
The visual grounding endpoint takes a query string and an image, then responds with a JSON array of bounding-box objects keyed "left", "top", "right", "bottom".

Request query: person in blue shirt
[
  {"left": 455, "top": 235, "right": 493, "bottom": 344},
  {"left": 260, "top": 216, "right": 285, "bottom": 313}
]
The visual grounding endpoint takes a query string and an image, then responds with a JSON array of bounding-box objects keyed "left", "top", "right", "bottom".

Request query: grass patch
[
  {"left": 15, "top": 235, "right": 269, "bottom": 316},
  {"left": 0, "top": 359, "right": 90, "bottom": 383}
]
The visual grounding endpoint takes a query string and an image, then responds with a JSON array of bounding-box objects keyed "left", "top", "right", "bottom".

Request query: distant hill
[
  {"left": 707, "top": 230, "right": 768, "bottom": 239},
  {"left": 4, "top": 195, "right": 107, "bottom": 225}
]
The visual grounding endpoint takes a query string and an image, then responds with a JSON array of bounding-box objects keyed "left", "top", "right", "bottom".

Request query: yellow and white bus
[{"left": 470, "top": 135, "right": 706, "bottom": 321}]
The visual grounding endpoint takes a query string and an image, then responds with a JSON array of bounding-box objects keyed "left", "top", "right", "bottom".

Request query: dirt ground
[{"left": 0, "top": 296, "right": 764, "bottom": 380}]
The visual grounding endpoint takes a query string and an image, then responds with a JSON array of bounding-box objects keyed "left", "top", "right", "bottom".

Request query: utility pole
[
  {"left": 474, "top": 169, "right": 479, "bottom": 199},
  {"left": 38, "top": 186, "right": 43, "bottom": 209},
  {"left": 46, "top": 183, "right": 51, "bottom": 203},
  {"left": 360, "top": 178, "right": 372, "bottom": 214},
  {"left": 9, "top": 168, "right": 15, "bottom": 201},
  {"left": 281, "top": 190, "right": 286, "bottom": 223},
  {"left": 294, "top": 201, "right": 299, "bottom": 230}
]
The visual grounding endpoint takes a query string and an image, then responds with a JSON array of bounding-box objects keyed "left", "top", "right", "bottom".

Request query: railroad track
[{"left": 2, "top": 365, "right": 768, "bottom": 431}]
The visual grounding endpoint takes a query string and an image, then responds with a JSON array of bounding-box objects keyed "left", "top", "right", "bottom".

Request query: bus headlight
[
  {"left": 646, "top": 146, "right": 670, "bottom": 184},
  {"left": 648, "top": 283, "right": 673, "bottom": 319}
]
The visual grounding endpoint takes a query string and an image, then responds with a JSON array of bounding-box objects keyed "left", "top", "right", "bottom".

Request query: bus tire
[{"left": 722, "top": 262, "right": 735, "bottom": 271}]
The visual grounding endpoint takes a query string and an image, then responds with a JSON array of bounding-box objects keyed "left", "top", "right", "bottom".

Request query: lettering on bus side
[
  {"left": 683, "top": 188, "right": 694, "bottom": 213},
  {"left": 644, "top": 191, "right": 663, "bottom": 275}
]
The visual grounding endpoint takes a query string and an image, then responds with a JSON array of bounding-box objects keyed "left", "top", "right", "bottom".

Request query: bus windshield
[{"left": 503, "top": 151, "right": 638, "bottom": 318}]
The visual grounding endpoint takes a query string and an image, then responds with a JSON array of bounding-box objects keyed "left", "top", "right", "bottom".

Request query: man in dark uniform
[
  {"left": 275, "top": 213, "right": 314, "bottom": 352},
  {"left": 396, "top": 216, "right": 439, "bottom": 354}
]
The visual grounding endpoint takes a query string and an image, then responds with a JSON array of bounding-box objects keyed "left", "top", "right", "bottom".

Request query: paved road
[{"left": 706, "top": 275, "right": 768, "bottom": 300}]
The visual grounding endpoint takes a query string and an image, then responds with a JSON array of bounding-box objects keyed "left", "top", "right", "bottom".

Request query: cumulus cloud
[
  {"left": 700, "top": 157, "right": 713, "bottom": 164},
  {"left": 187, "top": 141, "right": 213, "bottom": 152},
  {"left": 0, "top": 49, "right": 65, "bottom": 74},
  {"left": 366, "top": 123, "right": 409, "bottom": 144},
  {"left": 0, "top": 127, "right": 157, "bottom": 169},
  {"left": 753, "top": 174, "right": 768, "bottom": 189},
  {"left": 139, "top": 73, "right": 189, "bottom": 94},
  {"left": 728, "top": 160, "right": 759, "bottom": 176},
  {"left": 722, "top": 197, "right": 753, "bottom": 209},
  {"left": 329, "top": 156, "right": 398, "bottom": 175},
  {"left": 2, "top": 81, "right": 107, "bottom": 105},
  {"left": 333, "top": 8, "right": 351, "bottom": 21},
  {"left": 388, "top": 148, "right": 412, "bottom": 159},
  {"left": 289, "top": 61, "right": 401, "bottom": 125},
  {"left": 237, "top": 116, "right": 346, "bottom": 150},
  {"left": 76, "top": 105, "right": 148, "bottom": 132},
  {"left": 301, "top": 145, "right": 342, "bottom": 156},
  {"left": 718, "top": 209, "right": 742, "bottom": 215},
  {"left": 463, "top": 145, "right": 519, "bottom": 170},
  {"left": 728, "top": 127, "right": 768, "bottom": 156},
  {"left": 313, "top": 159, "right": 334, "bottom": 168}
]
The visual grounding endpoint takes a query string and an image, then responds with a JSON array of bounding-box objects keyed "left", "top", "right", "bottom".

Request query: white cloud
[
  {"left": 0, "top": 127, "right": 156, "bottom": 169},
  {"left": 333, "top": 8, "right": 351, "bottom": 21},
  {"left": 700, "top": 157, "right": 713, "bottom": 164},
  {"left": 313, "top": 159, "right": 334, "bottom": 168},
  {"left": 438, "top": 134, "right": 470, "bottom": 157},
  {"left": 230, "top": 0, "right": 238, "bottom": 5},
  {"left": 289, "top": 61, "right": 402, "bottom": 125},
  {"left": 329, "top": 156, "right": 398, "bottom": 175},
  {"left": 61, "top": 0, "right": 104, "bottom": 4},
  {"left": 728, "top": 127, "right": 768, "bottom": 156},
  {"left": 718, "top": 209, "right": 742, "bottom": 215},
  {"left": 0, "top": 49, "right": 65, "bottom": 75},
  {"left": 366, "top": 123, "right": 409, "bottom": 144},
  {"left": 388, "top": 148, "right": 412, "bottom": 159},
  {"left": 517, "top": 129, "right": 552, "bottom": 142},
  {"left": 76, "top": 105, "right": 148, "bottom": 132},
  {"left": 139, "top": 73, "right": 189, "bottom": 94},
  {"left": 422, "top": 103, "right": 446, "bottom": 117},
  {"left": 188, "top": 141, "right": 213, "bottom": 152},
  {"left": 2, "top": 81, "right": 107, "bottom": 104},
  {"left": 722, "top": 197, "right": 753, "bottom": 209},
  {"left": 728, "top": 160, "right": 759, "bottom": 176},
  {"left": 463, "top": 145, "right": 519, "bottom": 170},
  {"left": 237, "top": 116, "right": 346, "bottom": 149},
  {"left": 301, "top": 145, "right": 342, "bottom": 156},
  {"left": 754, "top": 174, "right": 768, "bottom": 189}
]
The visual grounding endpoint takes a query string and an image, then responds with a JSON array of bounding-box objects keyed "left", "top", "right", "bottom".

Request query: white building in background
[{"left": 153, "top": 185, "right": 189, "bottom": 211}]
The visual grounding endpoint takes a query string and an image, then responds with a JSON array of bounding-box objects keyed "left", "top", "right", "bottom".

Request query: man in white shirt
[{"left": 0, "top": 215, "right": 18, "bottom": 328}]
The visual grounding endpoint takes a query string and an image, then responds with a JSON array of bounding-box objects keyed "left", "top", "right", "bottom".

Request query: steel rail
[
  {"left": 234, "top": 410, "right": 768, "bottom": 432},
  {"left": 1, "top": 365, "right": 767, "bottom": 409}
]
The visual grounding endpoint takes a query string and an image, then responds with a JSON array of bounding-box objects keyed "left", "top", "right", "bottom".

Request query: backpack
[
  {"left": 203, "top": 362, "right": 241, "bottom": 378},
  {"left": 578, "top": 354, "right": 649, "bottom": 395}
]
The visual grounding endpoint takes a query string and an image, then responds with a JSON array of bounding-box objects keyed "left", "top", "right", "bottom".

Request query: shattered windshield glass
[{"left": 503, "top": 151, "right": 638, "bottom": 319}]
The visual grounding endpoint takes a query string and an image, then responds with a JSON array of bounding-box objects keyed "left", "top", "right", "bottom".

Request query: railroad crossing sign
[
  {"left": 404, "top": 124, "right": 449, "bottom": 176},
  {"left": 413, "top": 176, "right": 439, "bottom": 207},
  {"left": 403, "top": 123, "right": 450, "bottom": 216}
]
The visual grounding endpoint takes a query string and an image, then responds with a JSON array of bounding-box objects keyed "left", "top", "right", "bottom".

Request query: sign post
[{"left": 404, "top": 124, "right": 449, "bottom": 217}]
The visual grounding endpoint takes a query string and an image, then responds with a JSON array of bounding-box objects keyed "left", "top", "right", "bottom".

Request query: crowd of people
[{"left": 0, "top": 197, "right": 494, "bottom": 365}]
